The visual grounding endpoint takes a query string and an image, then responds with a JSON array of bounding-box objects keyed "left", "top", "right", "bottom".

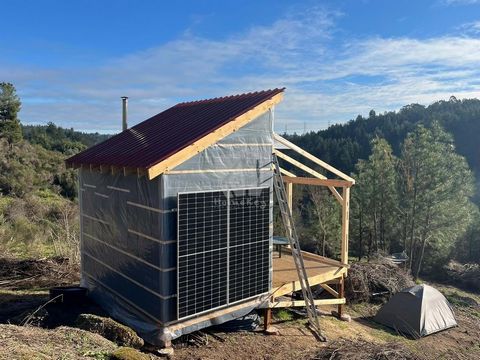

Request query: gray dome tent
[{"left": 374, "top": 284, "right": 457, "bottom": 338}]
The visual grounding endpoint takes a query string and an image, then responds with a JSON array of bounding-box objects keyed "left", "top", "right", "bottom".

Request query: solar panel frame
[{"left": 177, "top": 186, "right": 271, "bottom": 320}]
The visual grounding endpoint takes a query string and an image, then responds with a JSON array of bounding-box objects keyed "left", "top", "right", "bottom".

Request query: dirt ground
[{"left": 1, "top": 257, "right": 479, "bottom": 360}]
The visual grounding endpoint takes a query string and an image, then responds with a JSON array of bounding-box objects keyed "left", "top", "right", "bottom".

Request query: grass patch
[{"left": 274, "top": 309, "right": 293, "bottom": 321}]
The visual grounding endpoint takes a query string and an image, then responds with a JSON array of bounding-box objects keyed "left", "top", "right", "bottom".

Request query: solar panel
[
  {"left": 177, "top": 191, "right": 229, "bottom": 319},
  {"left": 228, "top": 188, "right": 270, "bottom": 303},
  {"left": 177, "top": 187, "right": 270, "bottom": 319}
]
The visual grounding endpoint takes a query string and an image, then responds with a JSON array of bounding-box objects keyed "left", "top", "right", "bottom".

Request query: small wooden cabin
[{"left": 66, "top": 89, "right": 354, "bottom": 348}]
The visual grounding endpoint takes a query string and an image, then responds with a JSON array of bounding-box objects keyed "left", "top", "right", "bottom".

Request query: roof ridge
[{"left": 173, "top": 88, "right": 285, "bottom": 108}]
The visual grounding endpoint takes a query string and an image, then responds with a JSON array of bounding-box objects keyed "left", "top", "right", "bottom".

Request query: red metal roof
[{"left": 66, "top": 88, "right": 284, "bottom": 169}]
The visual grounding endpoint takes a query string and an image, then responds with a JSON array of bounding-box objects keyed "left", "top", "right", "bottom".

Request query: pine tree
[
  {"left": 399, "top": 122, "right": 475, "bottom": 279},
  {"left": 0, "top": 82, "right": 22, "bottom": 145},
  {"left": 351, "top": 137, "right": 398, "bottom": 258}
]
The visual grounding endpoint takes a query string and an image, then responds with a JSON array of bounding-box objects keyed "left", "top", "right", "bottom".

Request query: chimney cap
[{"left": 121, "top": 96, "right": 128, "bottom": 100}]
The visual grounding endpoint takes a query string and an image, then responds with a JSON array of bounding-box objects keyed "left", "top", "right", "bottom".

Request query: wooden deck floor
[{"left": 271, "top": 249, "right": 347, "bottom": 298}]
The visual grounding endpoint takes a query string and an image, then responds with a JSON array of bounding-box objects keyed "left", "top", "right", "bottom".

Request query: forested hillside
[
  {"left": 287, "top": 96, "right": 480, "bottom": 185},
  {"left": 22, "top": 123, "right": 110, "bottom": 155},
  {"left": 0, "top": 83, "right": 109, "bottom": 259},
  {"left": 1, "top": 81, "right": 479, "bottom": 279},
  {"left": 284, "top": 97, "right": 480, "bottom": 279}
]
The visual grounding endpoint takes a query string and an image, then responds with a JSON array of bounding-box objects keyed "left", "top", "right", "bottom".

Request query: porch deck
[{"left": 271, "top": 248, "right": 348, "bottom": 299}]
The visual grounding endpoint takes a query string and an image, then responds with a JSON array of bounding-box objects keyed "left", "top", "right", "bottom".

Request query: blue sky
[{"left": 1, "top": 0, "right": 480, "bottom": 133}]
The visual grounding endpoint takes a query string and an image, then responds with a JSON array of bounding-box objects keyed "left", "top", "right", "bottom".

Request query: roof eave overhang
[{"left": 65, "top": 91, "right": 284, "bottom": 180}]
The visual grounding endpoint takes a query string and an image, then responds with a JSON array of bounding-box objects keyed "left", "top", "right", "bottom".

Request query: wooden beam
[
  {"left": 167, "top": 297, "right": 265, "bottom": 331},
  {"left": 269, "top": 298, "right": 346, "bottom": 308},
  {"left": 281, "top": 247, "right": 349, "bottom": 268},
  {"left": 274, "top": 133, "right": 355, "bottom": 184},
  {"left": 263, "top": 308, "right": 272, "bottom": 330},
  {"left": 286, "top": 182, "right": 293, "bottom": 214},
  {"left": 164, "top": 168, "right": 271, "bottom": 175},
  {"left": 66, "top": 162, "right": 81, "bottom": 170},
  {"left": 274, "top": 150, "right": 324, "bottom": 179},
  {"left": 99, "top": 165, "right": 110, "bottom": 174},
  {"left": 320, "top": 283, "right": 339, "bottom": 298},
  {"left": 338, "top": 275, "right": 345, "bottom": 318},
  {"left": 272, "top": 267, "right": 347, "bottom": 298},
  {"left": 280, "top": 167, "right": 296, "bottom": 177},
  {"left": 111, "top": 166, "right": 121, "bottom": 175},
  {"left": 341, "top": 187, "right": 350, "bottom": 265},
  {"left": 274, "top": 150, "right": 344, "bottom": 203},
  {"left": 147, "top": 92, "right": 284, "bottom": 180},
  {"left": 123, "top": 167, "right": 137, "bottom": 176},
  {"left": 283, "top": 176, "right": 353, "bottom": 188}
]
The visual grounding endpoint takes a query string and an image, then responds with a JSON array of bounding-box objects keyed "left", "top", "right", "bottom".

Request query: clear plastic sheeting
[{"left": 79, "top": 111, "right": 274, "bottom": 346}]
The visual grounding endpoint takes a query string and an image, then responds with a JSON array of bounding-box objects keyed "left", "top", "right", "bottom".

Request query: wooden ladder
[{"left": 272, "top": 153, "right": 327, "bottom": 341}]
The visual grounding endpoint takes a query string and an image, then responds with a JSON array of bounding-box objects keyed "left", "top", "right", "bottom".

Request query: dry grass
[
  {"left": 312, "top": 338, "right": 421, "bottom": 360},
  {"left": 0, "top": 324, "right": 116, "bottom": 360},
  {"left": 0, "top": 256, "right": 79, "bottom": 290}
]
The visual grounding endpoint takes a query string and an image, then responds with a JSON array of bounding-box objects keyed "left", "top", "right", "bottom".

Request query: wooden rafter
[
  {"left": 274, "top": 149, "right": 343, "bottom": 203},
  {"left": 274, "top": 133, "right": 355, "bottom": 183},
  {"left": 273, "top": 138, "right": 355, "bottom": 267}
]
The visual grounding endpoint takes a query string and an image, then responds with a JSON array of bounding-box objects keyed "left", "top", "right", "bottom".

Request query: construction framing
[{"left": 262, "top": 133, "right": 354, "bottom": 326}]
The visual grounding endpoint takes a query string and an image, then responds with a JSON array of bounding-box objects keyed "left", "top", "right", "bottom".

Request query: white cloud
[
  {"left": 2, "top": 5, "right": 480, "bottom": 133},
  {"left": 458, "top": 20, "right": 480, "bottom": 34},
  {"left": 440, "top": 0, "right": 480, "bottom": 5}
]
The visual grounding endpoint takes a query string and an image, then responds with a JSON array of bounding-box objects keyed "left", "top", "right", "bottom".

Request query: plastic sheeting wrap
[{"left": 79, "top": 111, "right": 274, "bottom": 346}]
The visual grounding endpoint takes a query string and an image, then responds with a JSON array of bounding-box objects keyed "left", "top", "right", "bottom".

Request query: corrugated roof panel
[{"left": 66, "top": 88, "right": 284, "bottom": 169}]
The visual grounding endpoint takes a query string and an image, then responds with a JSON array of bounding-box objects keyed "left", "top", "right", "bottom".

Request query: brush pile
[
  {"left": 0, "top": 256, "right": 79, "bottom": 290},
  {"left": 312, "top": 339, "right": 420, "bottom": 360},
  {"left": 443, "top": 261, "right": 480, "bottom": 292},
  {"left": 345, "top": 256, "right": 414, "bottom": 303}
]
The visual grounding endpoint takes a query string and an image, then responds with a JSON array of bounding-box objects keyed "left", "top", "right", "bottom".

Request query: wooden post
[
  {"left": 341, "top": 187, "right": 350, "bottom": 265},
  {"left": 285, "top": 182, "right": 293, "bottom": 248},
  {"left": 338, "top": 275, "right": 345, "bottom": 318},
  {"left": 286, "top": 182, "right": 293, "bottom": 214},
  {"left": 263, "top": 308, "right": 272, "bottom": 331}
]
